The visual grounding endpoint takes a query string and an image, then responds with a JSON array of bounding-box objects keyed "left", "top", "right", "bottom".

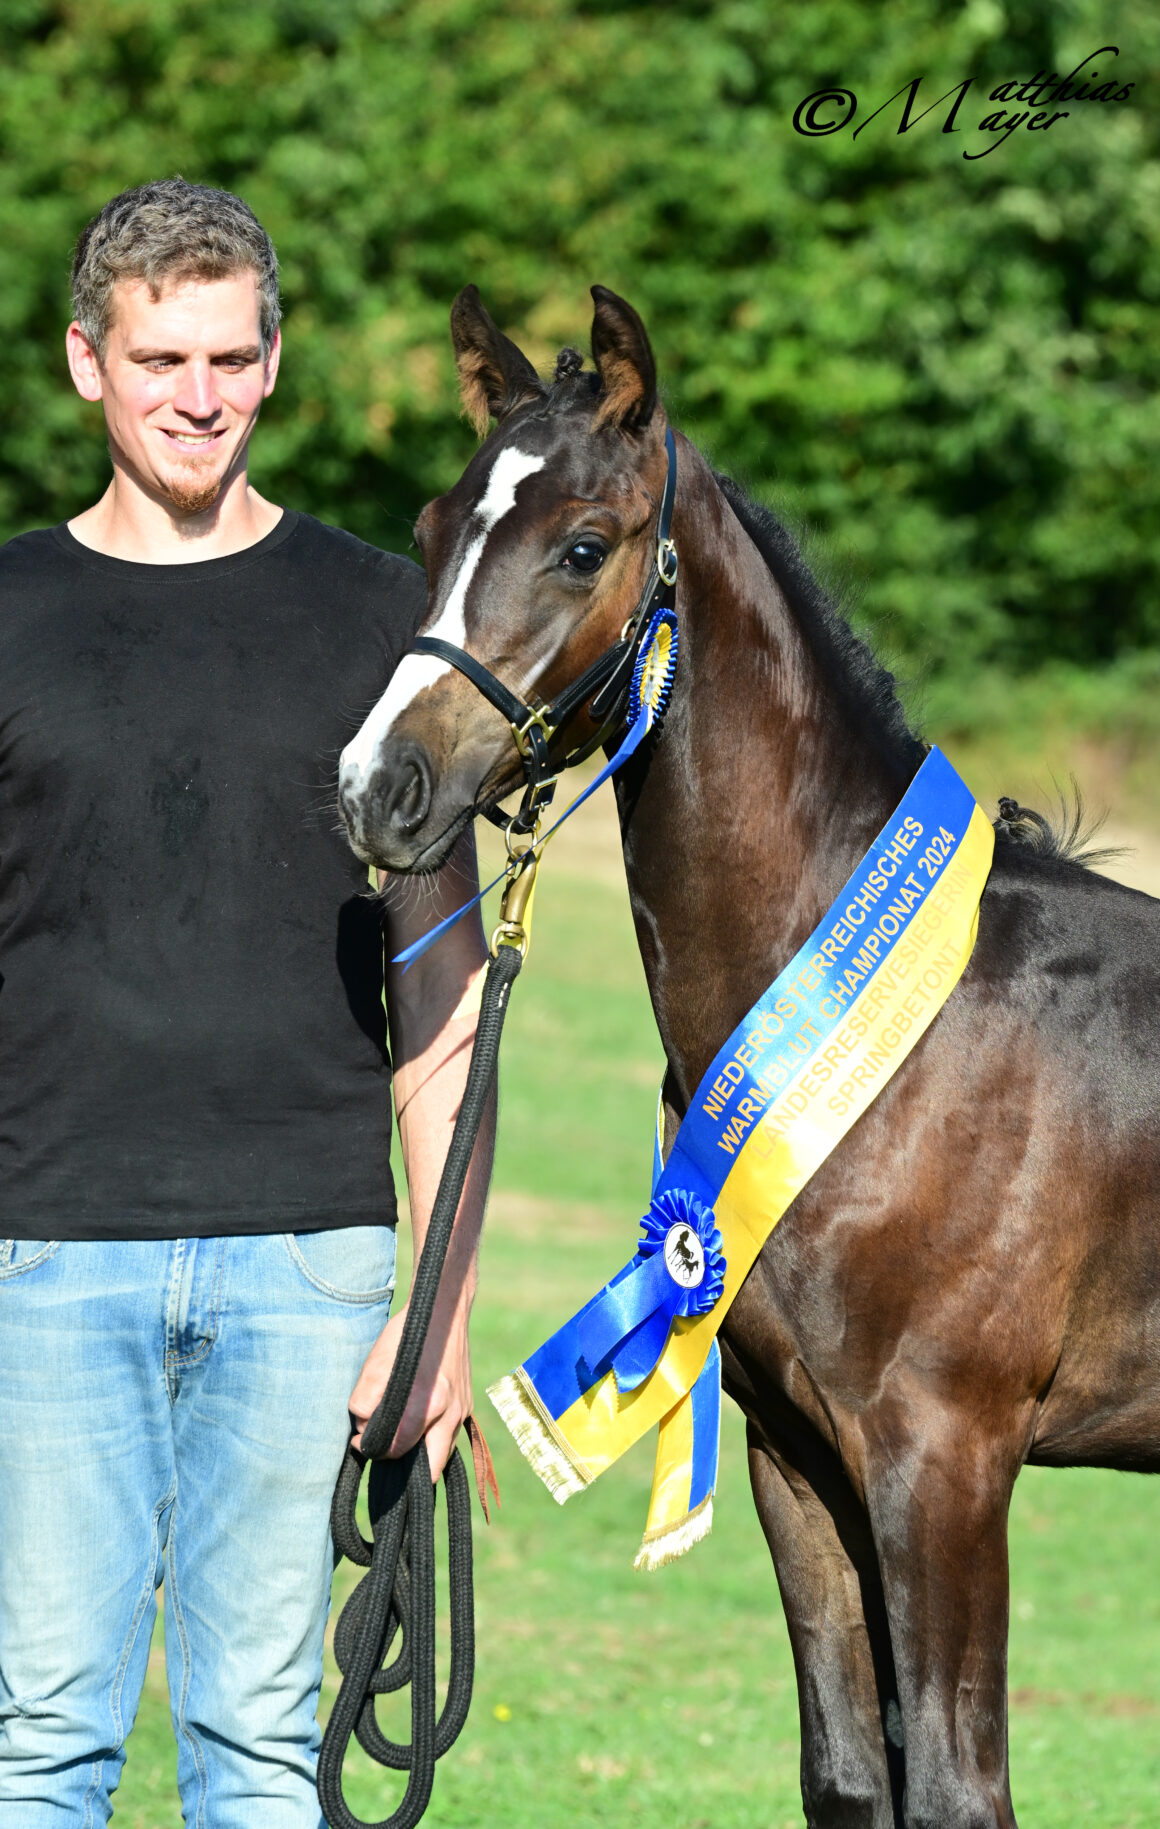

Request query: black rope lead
[{"left": 318, "top": 942, "right": 523, "bottom": 1829}]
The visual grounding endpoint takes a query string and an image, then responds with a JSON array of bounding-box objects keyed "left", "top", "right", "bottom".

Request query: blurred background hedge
[{"left": 2, "top": 0, "right": 1158, "bottom": 713}]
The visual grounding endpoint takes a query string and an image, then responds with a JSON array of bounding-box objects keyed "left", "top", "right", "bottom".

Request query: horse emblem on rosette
[
  {"left": 338, "top": 284, "right": 1160, "bottom": 1829},
  {"left": 666, "top": 1225, "right": 702, "bottom": 1285}
]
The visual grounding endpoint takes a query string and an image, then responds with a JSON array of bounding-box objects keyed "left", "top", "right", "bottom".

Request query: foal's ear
[
  {"left": 450, "top": 285, "right": 546, "bottom": 437},
  {"left": 590, "top": 286, "right": 658, "bottom": 433}
]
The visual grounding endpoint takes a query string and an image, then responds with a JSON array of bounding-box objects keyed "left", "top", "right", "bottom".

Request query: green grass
[{"left": 113, "top": 808, "right": 1160, "bottom": 1827}]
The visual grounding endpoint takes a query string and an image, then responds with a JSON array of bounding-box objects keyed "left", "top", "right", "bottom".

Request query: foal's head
[{"left": 338, "top": 285, "right": 672, "bottom": 872}]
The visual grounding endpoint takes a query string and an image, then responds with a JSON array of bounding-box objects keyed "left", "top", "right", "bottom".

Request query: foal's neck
[{"left": 614, "top": 437, "right": 919, "bottom": 1105}]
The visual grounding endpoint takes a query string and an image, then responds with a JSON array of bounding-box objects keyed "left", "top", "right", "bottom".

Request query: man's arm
[{"left": 348, "top": 827, "right": 494, "bottom": 1477}]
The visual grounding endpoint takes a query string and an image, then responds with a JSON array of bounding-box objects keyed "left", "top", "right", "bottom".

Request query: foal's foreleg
[
  {"left": 860, "top": 1397, "right": 1022, "bottom": 1829},
  {"left": 747, "top": 1420, "right": 903, "bottom": 1829}
]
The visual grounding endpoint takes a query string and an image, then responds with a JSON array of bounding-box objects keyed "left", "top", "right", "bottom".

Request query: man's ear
[
  {"left": 262, "top": 325, "right": 282, "bottom": 399},
  {"left": 590, "top": 285, "right": 657, "bottom": 433},
  {"left": 66, "top": 321, "right": 104, "bottom": 403},
  {"left": 449, "top": 286, "right": 546, "bottom": 437}
]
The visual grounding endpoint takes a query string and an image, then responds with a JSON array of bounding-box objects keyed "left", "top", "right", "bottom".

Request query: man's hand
[{"left": 349, "top": 1286, "right": 473, "bottom": 1479}]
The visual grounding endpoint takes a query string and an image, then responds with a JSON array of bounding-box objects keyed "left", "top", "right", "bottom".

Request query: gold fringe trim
[
  {"left": 486, "top": 1370, "right": 592, "bottom": 1504},
  {"left": 633, "top": 1494, "right": 714, "bottom": 1572}
]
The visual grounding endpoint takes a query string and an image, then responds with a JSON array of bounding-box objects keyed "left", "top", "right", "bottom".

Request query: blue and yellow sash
[{"left": 489, "top": 748, "right": 995, "bottom": 1566}]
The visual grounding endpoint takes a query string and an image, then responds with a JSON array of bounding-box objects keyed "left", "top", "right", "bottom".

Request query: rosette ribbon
[
  {"left": 489, "top": 748, "right": 997, "bottom": 1568},
  {"left": 575, "top": 1190, "right": 726, "bottom": 1393}
]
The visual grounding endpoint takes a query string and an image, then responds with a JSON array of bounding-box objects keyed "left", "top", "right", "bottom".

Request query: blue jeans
[{"left": 0, "top": 1227, "right": 396, "bottom": 1828}]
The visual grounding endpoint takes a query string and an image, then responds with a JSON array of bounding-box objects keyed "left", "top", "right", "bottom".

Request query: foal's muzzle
[{"left": 339, "top": 738, "right": 434, "bottom": 862}]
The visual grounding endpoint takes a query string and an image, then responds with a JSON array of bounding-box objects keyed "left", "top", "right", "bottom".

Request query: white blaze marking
[{"left": 340, "top": 446, "right": 547, "bottom": 779}]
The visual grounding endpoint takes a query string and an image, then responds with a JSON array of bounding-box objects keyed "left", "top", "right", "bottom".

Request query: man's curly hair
[{"left": 71, "top": 178, "right": 280, "bottom": 359}]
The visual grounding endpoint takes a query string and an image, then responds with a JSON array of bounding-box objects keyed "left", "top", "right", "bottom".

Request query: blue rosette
[
  {"left": 575, "top": 1188, "right": 726, "bottom": 1394},
  {"left": 628, "top": 607, "right": 678, "bottom": 732}
]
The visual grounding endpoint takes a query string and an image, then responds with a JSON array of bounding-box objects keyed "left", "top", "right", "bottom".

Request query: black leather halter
[{"left": 412, "top": 427, "right": 678, "bottom": 834}]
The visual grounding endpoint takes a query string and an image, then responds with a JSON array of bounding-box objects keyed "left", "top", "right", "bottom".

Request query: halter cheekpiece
[{"left": 412, "top": 426, "right": 679, "bottom": 835}]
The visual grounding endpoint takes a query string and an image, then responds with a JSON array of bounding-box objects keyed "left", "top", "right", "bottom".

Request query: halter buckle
[
  {"left": 511, "top": 702, "right": 556, "bottom": 758},
  {"left": 657, "top": 537, "right": 678, "bottom": 587},
  {"left": 520, "top": 773, "right": 559, "bottom": 820}
]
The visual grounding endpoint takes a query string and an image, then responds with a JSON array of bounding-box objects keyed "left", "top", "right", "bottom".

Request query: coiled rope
[{"left": 317, "top": 941, "right": 523, "bottom": 1829}]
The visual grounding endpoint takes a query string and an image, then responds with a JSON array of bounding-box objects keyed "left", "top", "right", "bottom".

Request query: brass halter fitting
[
  {"left": 490, "top": 828, "right": 541, "bottom": 959},
  {"left": 511, "top": 702, "right": 557, "bottom": 759}
]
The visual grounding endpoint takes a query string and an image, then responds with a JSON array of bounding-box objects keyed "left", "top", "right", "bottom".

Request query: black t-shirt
[{"left": 0, "top": 511, "right": 427, "bottom": 1240}]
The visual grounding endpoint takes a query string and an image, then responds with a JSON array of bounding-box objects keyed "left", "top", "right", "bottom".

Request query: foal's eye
[{"left": 561, "top": 539, "right": 607, "bottom": 574}]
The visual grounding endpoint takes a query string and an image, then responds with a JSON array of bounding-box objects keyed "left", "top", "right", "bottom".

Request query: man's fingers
[
  {"left": 422, "top": 1411, "right": 460, "bottom": 1483},
  {"left": 347, "top": 1304, "right": 472, "bottom": 1475},
  {"left": 394, "top": 1378, "right": 461, "bottom": 1462},
  {"left": 347, "top": 1307, "right": 409, "bottom": 1450},
  {"left": 348, "top": 1374, "right": 390, "bottom": 1448},
  {"left": 364, "top": 1390, "right": 467, "bottom": 1479}
]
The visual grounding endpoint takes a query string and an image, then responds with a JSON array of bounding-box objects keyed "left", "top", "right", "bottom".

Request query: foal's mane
[
  {"left": 710, "top": 473, "right": 1108, "bottom": 871},
  {"left": 711, "top": 470, "right": 926, "bottom": 778}
]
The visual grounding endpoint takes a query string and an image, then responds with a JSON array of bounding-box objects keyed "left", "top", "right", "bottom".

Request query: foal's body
[
  {"left": 338, "top": 288, "right": 1160, "bottom": 1828},
  {"left": 623, "top": 442, "right": 1160, "bottom": 1826}
]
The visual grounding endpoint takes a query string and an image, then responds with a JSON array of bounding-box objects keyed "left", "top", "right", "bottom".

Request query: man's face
[{"left": 67, "top": 272, "right": 280, "bottom": 515}]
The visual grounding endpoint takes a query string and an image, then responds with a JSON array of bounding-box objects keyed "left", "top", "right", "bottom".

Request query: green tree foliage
[{"left": 1, "top": 0, "right": 1157, "bottom": 683}]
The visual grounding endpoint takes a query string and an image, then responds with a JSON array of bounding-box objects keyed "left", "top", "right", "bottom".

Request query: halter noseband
[{"left": 411, "top": 427, "right": 678, "bottom": 835}]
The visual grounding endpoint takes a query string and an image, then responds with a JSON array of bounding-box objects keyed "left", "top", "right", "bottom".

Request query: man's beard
[{"left": 163, "top": 463, "right": 225, "bottom": 516}]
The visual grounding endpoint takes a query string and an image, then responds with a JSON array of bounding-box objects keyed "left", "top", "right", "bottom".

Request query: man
[{"left": 0, "top": 179, "right": 491, "bottom": 1826}]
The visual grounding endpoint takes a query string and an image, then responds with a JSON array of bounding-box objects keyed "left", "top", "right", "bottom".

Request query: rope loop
[{"left": 317, "top": 945, "right": 522, "bottom": 1829}]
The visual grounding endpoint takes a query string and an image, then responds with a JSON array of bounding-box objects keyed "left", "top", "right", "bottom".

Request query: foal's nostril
[
  {"left": 385, "top": 745, "right": 433, "bottom": 836},
  {"left": 337, "top": 775, "right": 360, "bottom": 833},
  {"left": 394, "top": 764, "right": 427, "bottom": 831}
]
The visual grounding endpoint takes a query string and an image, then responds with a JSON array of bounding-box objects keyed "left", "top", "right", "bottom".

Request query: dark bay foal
[{"left": 337, "top": 285, "right": 1160, "bottom": 1829}]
